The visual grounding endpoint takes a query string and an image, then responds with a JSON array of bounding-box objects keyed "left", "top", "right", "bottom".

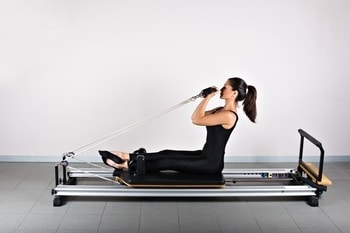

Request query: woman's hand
[{"left": 201, "top": 86, "right": 218, "bottom": 98}]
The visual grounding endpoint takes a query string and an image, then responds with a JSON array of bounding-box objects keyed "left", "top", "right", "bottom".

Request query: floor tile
[
  {"left": 300, "top": 226, "right": 342, "bottom": 233},
  {"left": 319, "top": 198, "right": 350, "bottom": 214},
  {"left": 99, "top": 214, "right": 139, "bottom": 232},
  {"left": 178, "top": 200, "right": 215, "bottom": 215},
  {"left": 140, "top": 213, "right": 179, "bottom": 233},
  {"left": 326, "top": 213, "right": 350, "bottom": 233},
  {"left": 179, "top": 213, "right": 221, "bottom": 233},
  {"left": 283, "top": 201, "right": 325, "bottom": 214},
  {"left": 247, "top": 201, "right": 288, "bottom": 214},
  {"left": 0, "top": 214, "right": 26, "bottom": 230},
  {"left": 58, "top": 214, "right": 102, "bottom": 231},
  {"left": 0, "top": 200, "right": 37, "bottom": 214},
  {"left": 141, "top": 200, "right": 178, "bottom": 215},
  {"left": 217, "top": 212, "right": 260, "bottom": 231},
  {"left": 15, "top": 230, "right": 57, "bottom": 233},
  {"left": 30, "top": 199, "right": 68, "bottom": 215},
  {"left": 104, "top": 200, "right": 142, "bottom": 215},
  {"left": 290, "top": 212, "right": 335, "bottom": 229},
  {"left": 17, "top": 214, "right": 63, "bottom": 231},
  {"left": 66, "top": 201, "right": 106, "bottom": 215},
  {"left": 261, "top": 228, "right": 302, "bottom": 233},
  {"left": 255, "top": 213, "right": 298, "bottom": 230},
  {"left": 57, "top": 230, "right": 98, "bottom": 233},
  {"left": 0, "top": 230, "right": 16, "bottom": 233},
  {"left": 212, "top": 200, "right": 252, "bottom": 214},
  {"left": 221, "top": 229, "right": 262, "bottom": 233}
]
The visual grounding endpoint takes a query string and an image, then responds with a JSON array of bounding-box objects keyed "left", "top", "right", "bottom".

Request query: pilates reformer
[{"left": 51, "top": 91, "right": 332, "bottom": 207}]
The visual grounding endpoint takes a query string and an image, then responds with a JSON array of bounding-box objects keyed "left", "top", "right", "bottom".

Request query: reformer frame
[{"left": 51, "top": 129, "right": 331, "bottom": 207}]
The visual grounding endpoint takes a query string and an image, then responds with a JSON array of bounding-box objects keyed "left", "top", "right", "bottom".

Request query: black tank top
[{"left": 202, "top": 111, "right": 238, "bottom": 158}]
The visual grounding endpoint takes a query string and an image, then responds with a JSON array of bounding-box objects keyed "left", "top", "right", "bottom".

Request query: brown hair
[{"left": 228, "top": 77, "right": 257, "bottom": 123}]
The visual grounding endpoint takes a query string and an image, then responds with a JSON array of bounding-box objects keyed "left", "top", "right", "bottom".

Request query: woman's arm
[
  {"left": 191, "top": 95, "right": 212, "bottom": 123},
  {"left": 191, "top": 93, "right": 236, "bottom": 128}
]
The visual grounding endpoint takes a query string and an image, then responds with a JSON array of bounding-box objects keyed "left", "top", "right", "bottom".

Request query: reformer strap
[{"left": 64, "top": 93, "right": 202, "bottom": 160}]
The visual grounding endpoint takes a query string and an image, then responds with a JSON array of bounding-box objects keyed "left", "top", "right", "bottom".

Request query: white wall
[{"left": 1, "top": 0, "right": 349, "bottom": 160}]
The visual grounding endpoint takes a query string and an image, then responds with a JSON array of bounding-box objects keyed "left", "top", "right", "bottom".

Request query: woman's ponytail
[
  {"left": 243, "top": 85, "right": 257, "bottom": 123},
  {"left": 228, "top": 77, "right": 257, "bottom": 123}
]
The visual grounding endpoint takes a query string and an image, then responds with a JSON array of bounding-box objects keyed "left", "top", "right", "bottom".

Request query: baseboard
[{"left": 1, "top": 155, "right": 349, "bottom": 163}]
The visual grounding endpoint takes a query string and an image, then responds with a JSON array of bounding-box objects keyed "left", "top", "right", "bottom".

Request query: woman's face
[{"left": 220, "top": 81, "right": 235, "bottom": 99}]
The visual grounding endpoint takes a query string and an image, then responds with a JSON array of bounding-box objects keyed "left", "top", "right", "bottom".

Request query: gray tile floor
[{"left": 0, "top": 161, "right": 349, "bottom": 233}]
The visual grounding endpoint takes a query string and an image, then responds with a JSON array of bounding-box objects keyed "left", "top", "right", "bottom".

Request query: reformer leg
[
  {"left": 53, "top": 195, "right": 63, "bottom": 207},
  {"left": 307, "top": 196, "right": 319, "bottom": 207},
  {"left": 52, "top": 158, "right": 72, "bottom": 207},
  {"left": 291, "top": 171, "right": 326, "bottom": 207}
]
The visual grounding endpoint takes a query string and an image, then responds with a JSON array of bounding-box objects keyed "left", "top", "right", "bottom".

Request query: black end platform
[{"left": 118, "top": 171, "right": 225, "bottom": 188}]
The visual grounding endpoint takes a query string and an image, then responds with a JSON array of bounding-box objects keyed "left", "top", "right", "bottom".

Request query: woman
[{"left": 99, "top": 77, "right": 257, "bottom": 175}]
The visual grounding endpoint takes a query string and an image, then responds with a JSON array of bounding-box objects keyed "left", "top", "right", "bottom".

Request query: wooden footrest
[{"left": 300, "top": 162, "right": 332, "bottom": 186}]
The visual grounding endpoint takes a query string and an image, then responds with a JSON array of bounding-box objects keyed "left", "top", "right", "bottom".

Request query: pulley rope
[
  {"left": 58, "top": 92, "right": 202, "bottom": 184},
  {"left": 63, "top": 93, "right": 202, "bottom": 161},
  {"left": 71, "top": 156, "right": 109, "bottom": 170},
  {"left": 67, "top": 166, "right": 120, "bottom": 184}
]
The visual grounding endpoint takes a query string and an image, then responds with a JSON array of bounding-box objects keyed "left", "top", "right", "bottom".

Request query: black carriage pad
[{"left": 118, "top": 171, "right": 225, "bottom": 188}]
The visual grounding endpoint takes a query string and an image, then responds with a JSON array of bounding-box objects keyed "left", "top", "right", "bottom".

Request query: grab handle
[{"left": 298, "top": 129, "right": 325, "bottom": 182}]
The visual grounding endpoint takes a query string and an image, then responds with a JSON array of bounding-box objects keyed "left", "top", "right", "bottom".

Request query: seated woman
[{"left": 99, "top": 77, "right": 257, "bottom": 175}]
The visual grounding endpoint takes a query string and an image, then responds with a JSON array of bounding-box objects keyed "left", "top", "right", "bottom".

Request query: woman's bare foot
[
  {"left": 106, "top": 159, "right": 128, "bottom": 169},
  {"left": 110, "top": 151, "right": 130, "bottom": 161}
]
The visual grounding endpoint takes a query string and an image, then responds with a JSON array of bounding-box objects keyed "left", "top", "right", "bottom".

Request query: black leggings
[{"left": 130, "top": 149, "right": 224, "bottom": 174}]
